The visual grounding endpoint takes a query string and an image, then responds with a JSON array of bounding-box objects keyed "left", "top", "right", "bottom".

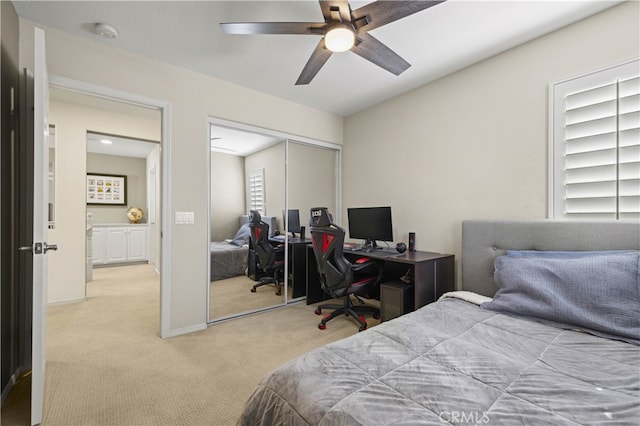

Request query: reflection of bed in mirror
[{"left": 210, "top": 215, "right": 277, "bottom": 282}]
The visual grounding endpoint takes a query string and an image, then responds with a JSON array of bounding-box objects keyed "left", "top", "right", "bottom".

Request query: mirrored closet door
[
  {"left": 285, "top": 140, "right": 339, "bottom": 302},
  {"left": 208, "top": 121, "right": 340, "bottom": 323},
  {"left": 208, "top": 124, "right": 286, "bottom": 322}
]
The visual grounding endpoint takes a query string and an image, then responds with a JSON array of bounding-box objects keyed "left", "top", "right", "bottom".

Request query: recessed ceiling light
[
  {"left": 100, "top": 139, "right": 113, "bottom": 145},
  {"left": 94, "top": 23, "right": 119, "bottom": 39}
]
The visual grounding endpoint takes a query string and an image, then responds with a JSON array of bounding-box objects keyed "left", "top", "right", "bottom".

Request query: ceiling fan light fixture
[{"left": 324, "top": 23, "right": 355, "bottom": 53}]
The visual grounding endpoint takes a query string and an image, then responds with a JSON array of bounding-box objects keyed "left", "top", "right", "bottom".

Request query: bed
[
  {"left": 210, "top": 215, "right": 278, "bottom": 281},
  {"left": 237, "top": 220, "right": 640, "bottom": 425}
]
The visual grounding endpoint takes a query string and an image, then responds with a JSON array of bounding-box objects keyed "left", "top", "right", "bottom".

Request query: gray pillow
[
  {"left": 230, "top": 223, "right": 250, "bottom": 246},
  {"left": 481, "top": 251, "right": 640, "bottom": 344}
]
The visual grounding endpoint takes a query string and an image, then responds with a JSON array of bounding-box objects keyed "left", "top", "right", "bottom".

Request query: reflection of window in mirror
[
  {"left": 249, "top": 168, "right": 265, "bottom": 215},
  {"left": 48, "top": 124, "right": 56, "bottom": 229}
]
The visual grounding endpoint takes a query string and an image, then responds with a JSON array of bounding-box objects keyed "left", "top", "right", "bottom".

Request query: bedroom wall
[
  {"left": 210, "top": 151, "right": 245, "bottom": 241},
  {"left": 87, "top": 153, "right": 148, "bottom": 224},
  {"left": 48, "top": 98, "right": 160, "bottom": 304},
  {"left": 342, "top": 1, "right": 640, "bottom": 288},
  {"left": 19, "top": 20, "right": 343, "bottom": 335},
  {"left": 244, "top": 142, "right": 286, "bottom": 232}
]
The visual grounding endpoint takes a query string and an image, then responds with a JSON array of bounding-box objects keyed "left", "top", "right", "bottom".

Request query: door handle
[
  {"left": 18, "top": 242, "right": 58, "bottom": 254},
  {"left": 44, "top": 242, "right": 58, "bottom": 253}
]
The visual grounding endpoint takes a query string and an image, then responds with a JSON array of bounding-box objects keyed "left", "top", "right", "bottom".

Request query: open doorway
[
  {"left": 85, "top": 131, "right": 160, "bottom": 285},
  {"left": 46, "top": 83, "right": 167, "bottom": 335}
]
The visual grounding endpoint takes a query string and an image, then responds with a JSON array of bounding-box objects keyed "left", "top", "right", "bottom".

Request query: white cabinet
[
  {"left": 92, "top": 224, "right": 147, "bottom": 265},
  {"left": 127, "top": 227, "right": 147, "bottom": 261},
  {"left": 91, "top": 227, "right": 106, "bottom": 264},
  {"left": 106, "top": 227, "right": 128, "bottom": 263}
]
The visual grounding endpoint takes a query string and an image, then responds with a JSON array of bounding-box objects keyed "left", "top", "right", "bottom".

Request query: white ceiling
[
  {"left": 86, "top": 132, "right": 159, "bottom": 158},
  {"left": 13, "top": 0, "right": 622, "bottom": 117},
  {"left": 210, "top": 125, "right": 283, "bottom": 156}
]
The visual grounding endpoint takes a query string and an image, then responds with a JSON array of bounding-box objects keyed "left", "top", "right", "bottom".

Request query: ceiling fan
[{"left": 220, "top": 1, "right": 445, "bottom": 85}]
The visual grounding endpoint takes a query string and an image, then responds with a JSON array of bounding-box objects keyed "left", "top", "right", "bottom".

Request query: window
[
  {"left": 249, "top": 168, "right": 265, "bottom": 214},
  {"left": 550, "top": 59, "right": 639, "bottom": 220}
]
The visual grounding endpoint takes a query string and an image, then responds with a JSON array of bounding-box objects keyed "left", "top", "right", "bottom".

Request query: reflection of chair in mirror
[
  {"left": 309, "top": 207, "right": 382, "bottom": 331},
  {"left": 248, "top": 210, "right": 285, "bottom": 295}
]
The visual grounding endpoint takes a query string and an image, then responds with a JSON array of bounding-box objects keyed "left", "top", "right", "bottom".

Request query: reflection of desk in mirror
[
  {"left": 306, "top": 246, "right": 455, "bottom": 311},
  {"left": 270, "top": 236, "right": 311, "bottom": 299}
]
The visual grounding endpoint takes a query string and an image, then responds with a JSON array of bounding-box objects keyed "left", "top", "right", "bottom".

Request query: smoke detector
[{"left": 94, "top": 23, "right": 119, "bottom": 39}]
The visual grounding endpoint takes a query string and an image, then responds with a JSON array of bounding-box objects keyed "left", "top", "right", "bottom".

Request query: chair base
[
  {"left": 315, "top": 295, "right": 380, "bottom": 332},
  {"left": 250, "top": 278, "right": 282, "bottom": 296}
]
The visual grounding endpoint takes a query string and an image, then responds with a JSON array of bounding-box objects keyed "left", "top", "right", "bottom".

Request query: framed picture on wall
[{"left": 87, "top": 173, "right": 127, "bottom": 205}]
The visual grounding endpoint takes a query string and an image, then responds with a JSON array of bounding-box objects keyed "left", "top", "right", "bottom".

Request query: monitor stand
[{"left": 362, "top": 239, "right": 379, "bottom": 252}]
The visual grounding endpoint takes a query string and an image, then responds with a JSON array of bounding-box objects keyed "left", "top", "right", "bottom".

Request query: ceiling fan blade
[
  {"left": 352, "top": 1, "right": 445, "bottom": 33},
  {"left": 220, "top": 22, "right": 325, "bottom": 35},
  {"left": 350, "top": 33, "right": 410, "bottom": 76},
  {"left": 319, "top": 1, "right": 352, "bottom": 22},
  {"left": 296, "top": 39, "right": 333, "bottom": 85}
]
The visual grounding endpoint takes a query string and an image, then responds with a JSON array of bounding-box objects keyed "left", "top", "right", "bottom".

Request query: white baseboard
[
  {"left": 162, "top": 323, "right": 207, "bottom": 338},
  {"left": 48, "top": 297, "right": 86, "bottom": 306}
]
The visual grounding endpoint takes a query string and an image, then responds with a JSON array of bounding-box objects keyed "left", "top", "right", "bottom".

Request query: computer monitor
[
  {"left": 286, "top": 209, "right": 301, "bottom": 237},
  {"left": 347, "top": 206, "right": 393, "bottom": 250}
]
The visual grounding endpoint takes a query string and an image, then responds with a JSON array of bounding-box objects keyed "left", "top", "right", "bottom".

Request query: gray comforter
[
  {"left": 210, "top": 241, "right": 247, "bottom": 281},
  {"left": 238, "top": 297, "right": 640, "bottom": 425}
]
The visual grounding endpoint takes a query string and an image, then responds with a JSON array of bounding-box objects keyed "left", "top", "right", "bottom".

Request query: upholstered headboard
[{"left": 462, "top": 220, "right": 640, "bottom": 297}]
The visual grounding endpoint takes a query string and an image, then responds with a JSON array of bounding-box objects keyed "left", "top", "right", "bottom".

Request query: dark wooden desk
[{"left": 306, "top": 246, "right": 455, "bottom": 311}]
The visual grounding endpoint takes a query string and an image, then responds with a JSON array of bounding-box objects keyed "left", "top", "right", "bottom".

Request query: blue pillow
[
  {"left": 482, "top": 251, "right": 640, "bottom": 344},
  {"left": 230, "top": 223, "right": 250, "bottom": 247}
]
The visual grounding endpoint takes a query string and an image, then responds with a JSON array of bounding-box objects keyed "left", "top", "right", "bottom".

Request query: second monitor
[{"left": 285, "top": 209, "right": 302, "bottom": 238}]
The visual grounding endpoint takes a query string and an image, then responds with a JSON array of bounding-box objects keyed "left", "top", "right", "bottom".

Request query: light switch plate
[{"left": 175, "top": 211, "right": 195, "bottom": 224}]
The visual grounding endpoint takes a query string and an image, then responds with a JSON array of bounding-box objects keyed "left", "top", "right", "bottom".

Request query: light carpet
[{"left": 39, "top": 264, "right": 378, "bottom": 425}]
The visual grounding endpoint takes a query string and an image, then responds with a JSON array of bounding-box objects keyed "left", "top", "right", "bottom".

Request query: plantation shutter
[
  {"left": 249, "top": 169, "right": 265, "bottom": 214},
  {"left": 551, "top": 60, "right": 640, "bottom": 220}
]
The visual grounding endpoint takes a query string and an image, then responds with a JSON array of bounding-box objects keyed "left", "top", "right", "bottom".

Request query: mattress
[{"left": 238, "top": 296, "right": 640, "bottom": 425}]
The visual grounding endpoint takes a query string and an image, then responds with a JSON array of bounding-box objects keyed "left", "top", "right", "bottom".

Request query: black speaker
[
  {"left": 300, "top": 226, "right": 306, "bottom": 240},
  {"left": 380, "top": 281, "right": 414, "bottom": 322},
  {"left": 395, "top": 242, "right": 406, "bottom": 253},
  {"left": 408, "top": 232, "right": 416, "bottom": 252}
]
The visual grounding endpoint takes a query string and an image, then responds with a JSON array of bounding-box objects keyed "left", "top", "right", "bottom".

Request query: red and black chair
[
  {"left": 309, "top": 207, "right": 382, "bottom": 331},
  {"left": 248, "top": 210, "right": 285, "bottom": 295}
]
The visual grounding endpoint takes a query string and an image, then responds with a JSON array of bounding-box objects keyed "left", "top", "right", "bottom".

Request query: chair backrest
[
  {"left": 309, "top": 207, "right": 353, "bottom": 294},
  {"left": 248, "top": 210, "right": 276, "bottom": 271}
]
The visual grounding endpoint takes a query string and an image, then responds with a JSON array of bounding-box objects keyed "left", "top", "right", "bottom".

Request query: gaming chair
[
  {"left": 309, "top": 207, "right": 382, "bottom": 331},
  {"left": 248, "top": 210, "right": 285, "bottom": 295}
]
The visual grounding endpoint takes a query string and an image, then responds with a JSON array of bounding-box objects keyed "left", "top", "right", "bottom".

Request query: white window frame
[
  {"left": 249, "top": 168, "right": 265, "bottom": 215},
  {"left": 549, "top": 59, "right": 640, "bottom": 221}
]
